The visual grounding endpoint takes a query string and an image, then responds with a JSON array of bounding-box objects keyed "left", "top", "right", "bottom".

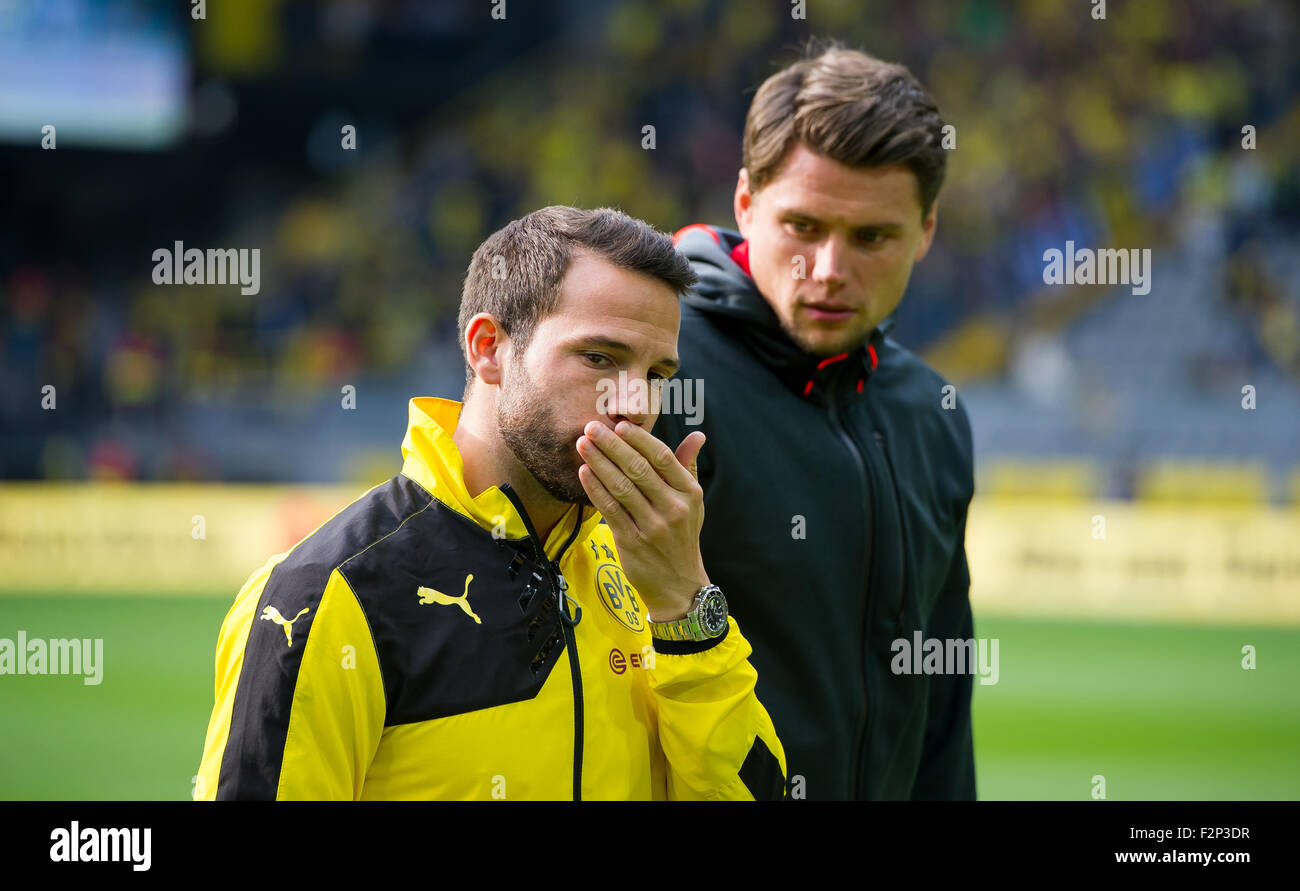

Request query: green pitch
[
  {"left": 971, "top": 613, "right": 1300, "bottom": 800},
  {"left": 1, "top": 596, "right": 1297, "bottom": 800}
]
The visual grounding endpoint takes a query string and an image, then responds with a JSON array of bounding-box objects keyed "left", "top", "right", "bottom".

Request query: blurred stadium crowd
[{"left": 2, "top": 0, "right": 1298, "bottom": 500}]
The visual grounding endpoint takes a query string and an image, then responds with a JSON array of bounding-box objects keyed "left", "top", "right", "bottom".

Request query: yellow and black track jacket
[{"left": 196, "top": 397, "right": 787, "bottom": 800}]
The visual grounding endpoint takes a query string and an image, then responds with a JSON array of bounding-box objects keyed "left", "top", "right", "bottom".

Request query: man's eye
[
  {"left": 584, "top": 353, "right": 611, "bottom": 367},
  {"left": 787, "top": 220, "right": 815, "bottom": 235},
  {"left": 858, "top": 231, "right": 886, "bottom": 245}
]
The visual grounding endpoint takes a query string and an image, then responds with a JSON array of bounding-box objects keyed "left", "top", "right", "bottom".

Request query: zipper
[
  {"left": 558, "top": 586, "right": 583, "bottom": 802},
  {"left": 872, "top": 431, "right": 910, "bottom": 640},
  {"left": 861, "top": 427, "right": 909, "bottom": 800},
  {"left": 825, "top": 383, "right": 873, "bottom": 801},
  {"left": 827, "top": 364, "right": 908, "bottom": 799},
  {"left": 499, "top": 483, "right": 586, "bottom": 801}
]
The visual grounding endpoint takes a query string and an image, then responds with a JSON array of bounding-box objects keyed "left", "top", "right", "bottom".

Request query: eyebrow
[
  {"left": 570, "top": 335, "right": 680, "bottom": 375},
  {"left": 778, "top": 208, "right": 906, "bottom": 234}
]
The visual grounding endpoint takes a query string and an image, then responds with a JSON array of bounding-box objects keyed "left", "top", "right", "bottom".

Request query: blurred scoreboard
[{"left": 0, "top": 0, "right": 187, "bottom": 149}]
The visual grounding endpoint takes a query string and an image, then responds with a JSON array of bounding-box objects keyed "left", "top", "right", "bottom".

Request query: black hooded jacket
[{"left": 653, "top": 224, "right": 976, "bottom": 800}]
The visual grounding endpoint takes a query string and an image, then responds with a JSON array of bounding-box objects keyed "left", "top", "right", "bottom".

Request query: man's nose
[
  {"left": 811, "top": 235, "right": 847, "bottom": 287},
  {"left": 607, "top": 375, "right": 657, "bottom": 428}
]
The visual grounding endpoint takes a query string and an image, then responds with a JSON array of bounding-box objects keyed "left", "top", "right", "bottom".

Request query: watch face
[{"left": 700, "top": 590, "right": 727, "bottom": 636}]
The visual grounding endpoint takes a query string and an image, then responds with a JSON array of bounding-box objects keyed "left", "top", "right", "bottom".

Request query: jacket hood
[
  {"left": 400, "top": 397, "right": 604, "bottom": 559},
  {"left": 672, "top": 223, "right": 893, "bottom": 399}
]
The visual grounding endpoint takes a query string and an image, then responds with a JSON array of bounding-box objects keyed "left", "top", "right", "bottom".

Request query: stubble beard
[
  {"left": 767, "top": 273, "right": 880, "bottom": 358},
  {"left": 496, "top": 358, "right": 592, "bottom": 507},
  {"left": 779, "top": 308, "right": 877, "bottom": 359}
]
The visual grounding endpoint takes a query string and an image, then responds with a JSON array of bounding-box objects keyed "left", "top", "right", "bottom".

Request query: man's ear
[
  {"left": 914, "top": 202, "right": 938, "bottom": 263},
  {"left": 465, "top": 313, "right": 508, "bottom": 387},
  {"left": 734, "top": 168, "right": 755, "bottom": 238}
]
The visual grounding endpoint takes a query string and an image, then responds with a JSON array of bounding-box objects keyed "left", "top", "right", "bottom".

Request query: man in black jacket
[{"left": 653, "top": 44, "right": 976, "bottom": 799}]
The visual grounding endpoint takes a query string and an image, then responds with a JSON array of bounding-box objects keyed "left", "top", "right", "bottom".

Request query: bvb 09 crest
[{"left": 595, "top": 563, "right": 645, "bottom": 632}]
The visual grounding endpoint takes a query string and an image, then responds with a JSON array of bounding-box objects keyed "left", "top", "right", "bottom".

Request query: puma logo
[
  {"left": 261, "top": 605, "right": 310, "bottom": 647},
  {"left": 417, "top": 574, "right": 481, "bottom": 624}
]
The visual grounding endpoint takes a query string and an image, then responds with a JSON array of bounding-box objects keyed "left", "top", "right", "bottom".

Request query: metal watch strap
[
  {"left": 650, "top": 610, "right": 706, "bottom": 643},
  {"left": 650, "top": 585, "right": 723, "bottom": 642}
]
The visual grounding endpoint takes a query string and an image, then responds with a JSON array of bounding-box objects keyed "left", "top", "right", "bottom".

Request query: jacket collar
[{"left": 399, "top": 397, "right": 603, "bottom": 560}]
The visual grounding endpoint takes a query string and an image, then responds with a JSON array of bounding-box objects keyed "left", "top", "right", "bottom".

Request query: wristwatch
[{"left": 649, "top": 585, "right": 728, "bottom": 642}]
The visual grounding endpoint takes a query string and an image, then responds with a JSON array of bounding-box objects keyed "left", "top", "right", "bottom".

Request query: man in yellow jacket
[{"left": 195, "top": 205, "right": 787, "bottom": 800}]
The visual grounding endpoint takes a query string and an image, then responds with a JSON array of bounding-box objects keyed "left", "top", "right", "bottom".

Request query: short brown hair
[
  {"left": 743, "top": 42, "right": 947, "bottom": 218},
  {"left": 458, "top": 206, "right": 696, "bottom": 386}
]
